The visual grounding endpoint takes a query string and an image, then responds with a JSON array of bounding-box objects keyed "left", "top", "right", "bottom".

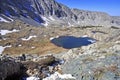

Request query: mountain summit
[{"left": 0, "top": 0, "right": 120, "bottom": 27}]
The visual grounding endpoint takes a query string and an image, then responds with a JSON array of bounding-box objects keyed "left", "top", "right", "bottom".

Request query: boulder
[{"left": 0, "top": 57, "right": 22, "bottom": 80}]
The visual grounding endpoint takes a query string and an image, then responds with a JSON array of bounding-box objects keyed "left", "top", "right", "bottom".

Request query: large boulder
[{"left": 0, "top": 56, "right": 22, "bottom": 80}]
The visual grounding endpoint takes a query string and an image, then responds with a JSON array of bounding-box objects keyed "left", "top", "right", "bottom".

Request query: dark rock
[
  {"left": 0, "top": 54, "right": 62, "bottom": 80},
  {"left": 0, "top": 57, "right": 23, "bottom": 80}
]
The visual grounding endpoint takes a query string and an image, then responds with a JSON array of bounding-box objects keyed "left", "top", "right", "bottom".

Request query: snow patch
[
  {"left": 31, "top": 46, "right": 35, "bottom": 49},
  {"left": 50, "top": 36, "right": 59, "bottom": 40},
  {"left": 41, "top": 16, "right": 49, "bottom": 21},
  {"left": 82, "top": 35, "right": 96, "bottom": 43},
  {"left": 88, "top": 39, "right": 96, "bottom": 43},
  {"left": 0, "top": 45, "right": 12, "bottom": 54},
  {"left": 18, "top": 44, "right": 22, "bottom": 47},
  {"left": 26, "top": 76, "right": 40, "bottom": 80},
  {"left": 43, "top": 72, "right": 76, "bottom": 80},
  {"left": 0, "top": 46, "right": 5, "bottom": 54},
  {"left": 82, "top": 35, "right": 88, "bottom": 37},
  {"left": 3, "top": 38, "right": 8, "bottom": 40},
  {"left": 0, "top": 17, "right": 9, "bottom": 23},
  {"left": 42, "top": 22, "right": 49, "bottom": 26},
  {"left": 0, "top": 29, "right": 19, "bottom": 35},
  {"left": 21, "top": 35, "right": 37, "bottom": 41},
  {"left": 50, "top": 37, "right": 54, "bottom": 40},
  {"left": 6, "top": 16, "right": 14, "bottom": 21},
  {"left": 49, "top": 16, "right": 55, "bottom": 21},
  {"left": 41, "top": 16, "right": 49, "bottom": 26}
]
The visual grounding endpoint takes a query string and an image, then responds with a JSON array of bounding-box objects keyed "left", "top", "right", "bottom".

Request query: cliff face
[
  {"left": 0, "top": 0, "right": 120, "bottom": 27},
  {"left": 72, "top": 9, "right": 111, "bottom": 26}
]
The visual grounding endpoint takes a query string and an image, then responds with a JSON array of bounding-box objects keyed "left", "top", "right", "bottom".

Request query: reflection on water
[{"left": 51, "top": 36, "right": 96, "bottom": 49}]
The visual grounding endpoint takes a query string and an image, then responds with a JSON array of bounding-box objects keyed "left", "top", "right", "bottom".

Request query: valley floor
[{"left": 0, "top": 21, "right": 120, "bottom": 80}]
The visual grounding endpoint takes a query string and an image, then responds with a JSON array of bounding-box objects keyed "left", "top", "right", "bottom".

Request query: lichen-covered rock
[{"left": 60, "top": 41, "right": 120, "bottom": 80}]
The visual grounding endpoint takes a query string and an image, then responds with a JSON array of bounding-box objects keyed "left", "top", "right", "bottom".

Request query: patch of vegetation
[{"left": 3, "top": 39, "right": 65, "bottom": 55}]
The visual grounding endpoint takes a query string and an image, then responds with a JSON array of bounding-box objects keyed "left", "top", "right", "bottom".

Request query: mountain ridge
[{"left": 0, "top": 0, "right": 120, "bottom": 27}]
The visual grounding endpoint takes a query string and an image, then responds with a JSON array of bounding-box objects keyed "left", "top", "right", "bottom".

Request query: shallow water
[{"left": 51, "top": 36, "right": 96, "bottom": 49}]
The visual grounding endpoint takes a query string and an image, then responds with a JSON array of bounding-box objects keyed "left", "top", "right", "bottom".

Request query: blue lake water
[{"left": 51, "top": 36, "right": 96, "bottom": 49}]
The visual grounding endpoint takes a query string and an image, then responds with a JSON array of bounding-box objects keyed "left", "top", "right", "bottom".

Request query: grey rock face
[
  {"left": 72, "top": 9, "right": 113, "bottom": 27},
  {"left": 0, "top": 0, "right": 120, "bottom": 27},
  {"left": 61, "top": 48, "right": 120, "bottom": 80}
]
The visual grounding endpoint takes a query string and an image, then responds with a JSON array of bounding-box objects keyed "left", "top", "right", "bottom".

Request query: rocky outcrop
[
  {"left": 0, "top": 55, "right": 22, "bottom": 80},
  {"left": 71, "top": 9, "right": 113, "bottom": 27},
  {"left": 0, "top": 0, "right": 120, "bottom": 27},
  {"left": 0, "top": 54, "right": 64, "bottom": 80}
]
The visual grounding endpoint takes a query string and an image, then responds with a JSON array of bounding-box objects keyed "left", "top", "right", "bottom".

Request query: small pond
[{"left": 51, "top": 36, "right": 96, "bottom": 49}]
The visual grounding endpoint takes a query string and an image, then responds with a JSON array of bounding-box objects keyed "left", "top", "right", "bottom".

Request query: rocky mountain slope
[{"left": 0, "top": 0, "right": 120, "bottom": 27}]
